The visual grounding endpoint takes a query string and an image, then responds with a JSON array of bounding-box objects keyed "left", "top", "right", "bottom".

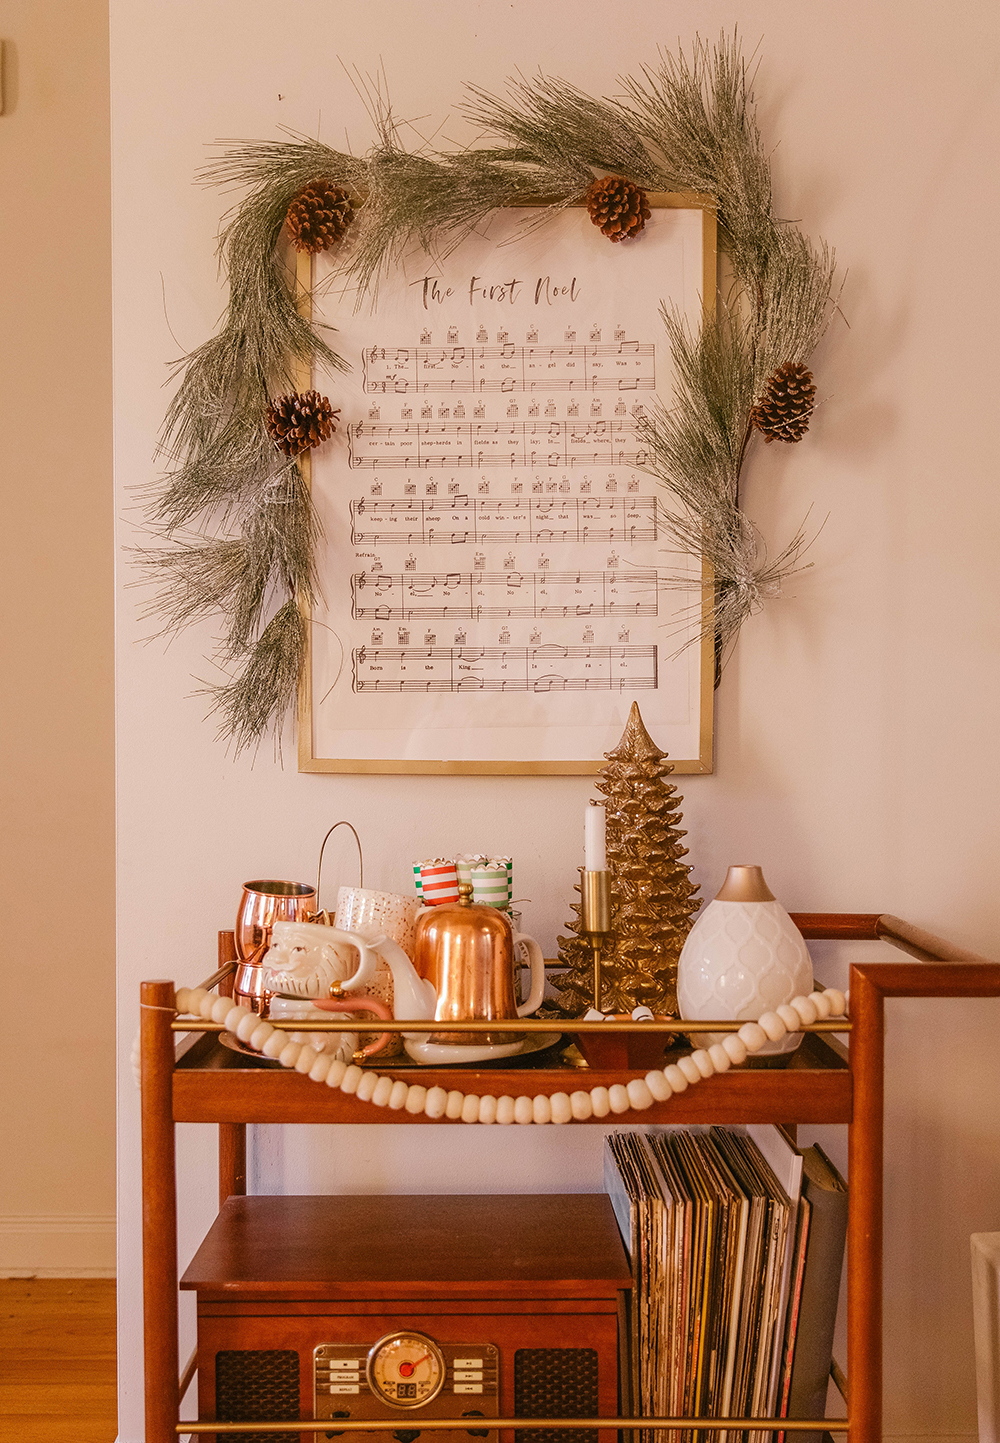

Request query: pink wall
[
  {"left": 0, "top": 0, "right": 115, "bottom": 1275},
  {"left": 112, "top": 3, "right": 1000, "bottom": 1439}
]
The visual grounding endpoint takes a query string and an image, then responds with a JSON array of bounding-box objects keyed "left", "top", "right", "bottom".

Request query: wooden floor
[{"left": 0, "top": 1278, "right": 117, "bottom": 1442}]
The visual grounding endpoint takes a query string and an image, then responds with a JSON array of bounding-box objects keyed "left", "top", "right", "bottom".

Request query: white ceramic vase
[{"left": 677, "top": 865, "right": 813, "bottom": 1056}]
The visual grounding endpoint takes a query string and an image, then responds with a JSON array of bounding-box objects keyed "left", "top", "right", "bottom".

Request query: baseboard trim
[{"left": 0, "top": 1212, "right": 116, "bottom": 1274}]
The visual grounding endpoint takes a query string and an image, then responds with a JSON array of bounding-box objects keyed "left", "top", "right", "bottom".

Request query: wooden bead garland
[{"left": 169, "top": 988, "right": 848, "bottom": 1124}]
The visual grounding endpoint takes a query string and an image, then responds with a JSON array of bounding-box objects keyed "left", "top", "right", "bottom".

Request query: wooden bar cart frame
[{"left": 139, "top": 912, "right": 1000, "bottom": 1443}]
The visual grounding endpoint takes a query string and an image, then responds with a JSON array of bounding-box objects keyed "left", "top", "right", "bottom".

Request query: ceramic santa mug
[{"left": 262, "top": 919, "right": 380, "bottom": 1058}]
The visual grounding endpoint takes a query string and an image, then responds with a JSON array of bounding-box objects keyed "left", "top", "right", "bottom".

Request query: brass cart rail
[
  {"left": 140, "top": 911, "right": 1000, "bottom": 1443},
  {"left": 177, "top": 1416, "right": 849, "bottom": 1435}
]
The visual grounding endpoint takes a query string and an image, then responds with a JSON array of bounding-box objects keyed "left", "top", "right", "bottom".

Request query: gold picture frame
[{"left": 297, "top": 195, "right": 716, "bottom": 776}]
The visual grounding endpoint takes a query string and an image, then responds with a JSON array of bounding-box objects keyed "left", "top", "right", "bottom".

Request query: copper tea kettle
[{"left": 372, "top": 883, "right": 545, "bottom": 1063}]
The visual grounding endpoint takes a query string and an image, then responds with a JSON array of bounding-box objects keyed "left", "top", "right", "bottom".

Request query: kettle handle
[{"left": 513, "top": 933, "right": 546, "bottom": 1017}]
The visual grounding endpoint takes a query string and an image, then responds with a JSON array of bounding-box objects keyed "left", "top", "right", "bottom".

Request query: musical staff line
[
  {"left": 352, "top": 644, "right": 658, "bottom": 694},
  {"left": 348, "top": 417, "right": 649, "bottom": 471},
  {"left": 362, "top": 340, "right": 654, "bottom": 396},
  {"left": 351, "top": 568, "right": 659, "bottom": 622},
  {"left": 349, "top": 495, "right": 659, "bottom": 547}
]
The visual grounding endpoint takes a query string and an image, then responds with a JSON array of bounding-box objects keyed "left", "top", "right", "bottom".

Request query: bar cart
[{"left": 140, "top": 912, "right": 1000, "bottom": 1443}]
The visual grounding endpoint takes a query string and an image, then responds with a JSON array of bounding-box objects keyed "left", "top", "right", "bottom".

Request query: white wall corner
[{"left": 0, "top": 1212, "right": 116, "bottom": 1276}]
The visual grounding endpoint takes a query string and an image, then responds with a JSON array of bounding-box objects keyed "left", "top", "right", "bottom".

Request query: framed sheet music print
[{"left": 299, "top": 196, "right": 715, "bottom": 774}]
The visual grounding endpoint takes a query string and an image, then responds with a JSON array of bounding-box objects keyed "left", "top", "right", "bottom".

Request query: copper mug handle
[{"left": 311, "top": 994, "right": 393, "bottom": 1061}]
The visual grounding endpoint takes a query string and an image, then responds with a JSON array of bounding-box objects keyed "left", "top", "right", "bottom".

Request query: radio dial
[{"left": 367, "top": 1331, "right": 446, "bottom": 1409}]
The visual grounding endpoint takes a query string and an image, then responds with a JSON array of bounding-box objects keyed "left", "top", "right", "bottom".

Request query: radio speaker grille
[
  {"left": 215, "top": 1348, "right": 300, "bottom": 1443},
  {"left": 514, "top": 1347, "right": 599, "bottom": 1443}
]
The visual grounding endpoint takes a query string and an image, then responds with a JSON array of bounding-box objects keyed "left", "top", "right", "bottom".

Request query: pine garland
[{"left": 144, "top": 33, "right": 836, "bottom": 751}]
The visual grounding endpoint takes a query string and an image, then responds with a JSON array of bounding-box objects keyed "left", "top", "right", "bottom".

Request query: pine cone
[
  {"left": 585, "top": 174, "right": 651, "bottom": 242},
  {"left": 265, "top": 391, "right": 338, "bottom": 457},
  {"left": 285, "top": 180, "right": 355, "bottom": 254},
  {"left": 750, "top": 361, "right": 817, "bottom": 443}
]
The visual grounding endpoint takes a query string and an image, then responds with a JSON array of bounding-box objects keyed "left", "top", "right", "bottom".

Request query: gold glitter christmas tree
[{"left": 555, "top": 704, "right": 701, "bottom": 1015}]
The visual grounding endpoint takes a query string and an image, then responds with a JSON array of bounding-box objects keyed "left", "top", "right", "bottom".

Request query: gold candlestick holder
[{"left": 580, "top": 868, "right": 612, "bottom": 1011}]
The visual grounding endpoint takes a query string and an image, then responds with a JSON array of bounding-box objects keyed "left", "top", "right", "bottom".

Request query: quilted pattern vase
[{"left": 677, "top": 865, "right": 812, "bottom": 1055}]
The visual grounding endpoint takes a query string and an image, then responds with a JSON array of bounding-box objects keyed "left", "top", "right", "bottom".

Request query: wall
[
  {"left": 112, "top": 2, "right": 1000, "bottom": 1441},
  {"left": 0, "top": 0, "right": 115, "bottom": 1275}
]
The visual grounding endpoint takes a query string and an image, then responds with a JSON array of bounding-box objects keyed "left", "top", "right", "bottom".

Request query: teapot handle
[{"left": 513, "top": 933, "right": 546, "bottom": 1017}]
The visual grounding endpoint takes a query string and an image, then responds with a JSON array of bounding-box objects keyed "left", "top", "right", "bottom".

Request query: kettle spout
[{"left": 372, "top": 935, "right": 437, "bottom": 1023}]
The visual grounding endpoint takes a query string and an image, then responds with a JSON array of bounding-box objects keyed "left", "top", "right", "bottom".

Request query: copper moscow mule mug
[{"left": 233, "top": 878, "right": 317, "bottom": 1013}]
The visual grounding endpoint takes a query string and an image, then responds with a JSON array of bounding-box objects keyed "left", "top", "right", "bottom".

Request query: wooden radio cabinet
[{"left": 181, "top": 1194, "right": 630, "bottom": 1443}]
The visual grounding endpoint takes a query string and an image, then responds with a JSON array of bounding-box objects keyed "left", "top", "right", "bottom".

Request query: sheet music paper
[{"left": 306, "top": 204, "right": 711, "bottom": 769}]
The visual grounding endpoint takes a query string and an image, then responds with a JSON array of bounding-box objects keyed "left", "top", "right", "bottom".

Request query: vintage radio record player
[{"left": 180, "top": 1193, "right": 631, "bottom": 1443}]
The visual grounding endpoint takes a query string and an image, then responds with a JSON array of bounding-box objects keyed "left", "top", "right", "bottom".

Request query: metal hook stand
[{"left": 316, "top": 821, "right": 364, "bottom": 913}]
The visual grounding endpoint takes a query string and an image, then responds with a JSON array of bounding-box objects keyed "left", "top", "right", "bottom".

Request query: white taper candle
[{"left": 585, "top": 800, "right": 607, "bottom": 871}]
